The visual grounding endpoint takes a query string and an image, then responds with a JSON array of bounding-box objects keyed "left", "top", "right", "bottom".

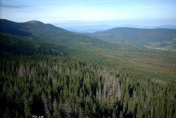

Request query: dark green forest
[
  {"left": 1, "top": 56, "right": 176, "bottom": 118},
  {"left": 0, "top": 19, "right": 176, "bottom": 118}
]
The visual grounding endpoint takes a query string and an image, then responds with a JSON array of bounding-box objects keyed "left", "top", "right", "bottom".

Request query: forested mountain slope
[
  {"left": 89, "top": 27, "right": 176, "bottom": 44},
  {"left": 1, "top": 56, "right": 176, "bottom": 118},
  {"left": 0, "top": 19, "right": 108, "bottom": 49},
  {"left": 0, "top": 19, "right": 176, "bottom": 118},
  {"left": 1, "top": 19, "right": 176, "bottom": 80},
  {"left": 0, "top": 33, "right": 70, "bottom": 57}
]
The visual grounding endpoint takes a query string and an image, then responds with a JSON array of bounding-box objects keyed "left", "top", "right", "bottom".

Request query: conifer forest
[{"left": 0, "top": 19, "right": 176, "bottom": 118}]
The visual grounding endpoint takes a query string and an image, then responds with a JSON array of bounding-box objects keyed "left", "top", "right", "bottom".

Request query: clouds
[
  {"left": 0, "top": 0, "right": 176, "bottom": 26},
  {"left": 0, "top": 3, "right": 29, "bottom": 9}
]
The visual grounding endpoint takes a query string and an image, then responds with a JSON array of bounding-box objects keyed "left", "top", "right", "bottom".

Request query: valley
[
  {"left": 0, "top": 19, "right": 176, "bottom": 118},
  {"left": 87, "top": 27, "right": 176, "bottom": 80}
]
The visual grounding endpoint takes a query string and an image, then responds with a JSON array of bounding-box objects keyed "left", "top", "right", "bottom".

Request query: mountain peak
[{"left": 26, "top": 20, "right": 44, "bottom": 24}]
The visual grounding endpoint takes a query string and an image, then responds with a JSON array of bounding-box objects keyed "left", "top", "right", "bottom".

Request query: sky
[{"left": 0, "top": 0, "right": 176, "bottom": 27}]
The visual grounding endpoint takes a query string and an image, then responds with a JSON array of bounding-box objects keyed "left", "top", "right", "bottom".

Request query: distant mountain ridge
[
  {"left": 26, "top": 20, "right": 44, "bottom": 24},
  {"left": 89, "top": 27, "right": 176, "bottom": 45},
  {"left": 59, "top": 24, "right": 176, "bottom": 33},
  {"left": 60, "top": 24, "right": 115, "bottom": 33},
  {"left": 0, "top": 19, "right": 114, "bottom": 57},
  {"left": 116, "top": 24, "right": 176, "bottom": 29},
  {"left": 1, "top": 19, "right": 176, "bottom": 52},
  {"left": 0, "top": 19, "right": 67, "bottom": 37},
  {"left": 152, "top": 25, "right": 176, "bottom": 29}
]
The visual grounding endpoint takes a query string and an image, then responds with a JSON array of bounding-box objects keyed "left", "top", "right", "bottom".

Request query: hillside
[
  {"left": 0, "top": 19, "right": 108, "bottom": 49},
  {"left": 1, "top": 19, "right": 176, "bottom": 80},
  {"left": 0, "top": 33, "right": 71, "bottom": 57},
  {"left": 1, "top": 56, "right": 176, "bottom": 118},
  {"left": 89, "top": 27, "right": 176, "bottom": 49},
  {"left": 1, "top": 19, "right": 176, "bottom": 117}
]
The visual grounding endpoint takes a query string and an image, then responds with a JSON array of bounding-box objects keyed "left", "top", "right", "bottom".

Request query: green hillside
[
  {"left": 1, "top": 56, "right": 176, "bottom": 118},
  {"left": 0, "top": 19, "right": 176, "bottom": 118},
  {"left": 89, "top": 27, "right": 176, "bottom": 47},
  {"left": 0, "top": 19, "right": 107, "bottom": 49},
  {"left": 0, "top": 33, "right": 70, "bottom": 57},
  {"left": 1, "top": 19, "right": 176, "bottom": 79}
]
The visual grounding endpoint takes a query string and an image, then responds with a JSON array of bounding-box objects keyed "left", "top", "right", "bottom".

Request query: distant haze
[{"left": 0, "top": 0, "right": 176, "bottom": 27}]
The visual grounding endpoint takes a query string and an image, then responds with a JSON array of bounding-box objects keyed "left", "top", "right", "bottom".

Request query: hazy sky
[{"left": 0, "top": 0, "right": 176, "bottom": 26}]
